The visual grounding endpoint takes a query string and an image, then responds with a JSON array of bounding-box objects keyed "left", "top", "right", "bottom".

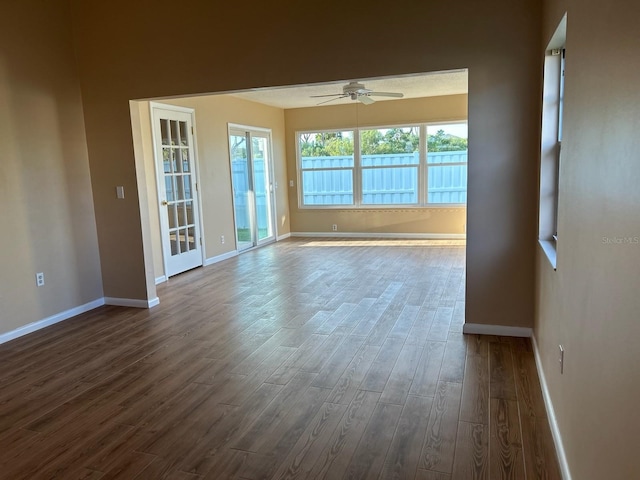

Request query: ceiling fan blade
[
  {"left": 369, "top": 92, "right": 404, "bottom": 98},
  {"left": 358, "top": 95, "right": 375, "bottom": 105},
  {"left": 317, "top": 95, "right": 348, "bottom": 105},
  {"left": 310, "top": 93, "right": 345, "bottom": 98}
]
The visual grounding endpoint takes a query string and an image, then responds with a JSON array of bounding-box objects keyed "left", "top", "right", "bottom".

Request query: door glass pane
[
  {"left": 176, "top": 175, "right": 185, "bottom": 200},
  {"left": 252, "top": 136, "right": 272, "bottom": 241},
  {"left": 165, "top": 176, "right": 175, "bottom": 201},
  {"left": 161, "top": 119, "right": 170, "bottom": 145},
  {"left": 230, "top": 134, "right": 252, "bottom": 250},
  {"left": 163, "top": 148, "right": 171, "bottom": 173},
  {"left": 170, "top": 232, "right": 178, "bottom": 255},
  {"left": 179, "top": 121, "right": 188, "bottom": 146},
  {"left": 188, "top": 227, "right": 196, "bottom": 251},
  {"left": 183, "top": 175, "right": 192, "bottom": 200},
  {"left": 177, "top": 203, "right": 186, "bottom": 226},
  {"left": 179, "top": 228, "right": 187, "bottom": 253},
  {"left": 168, "top": 204, "right": 178, "bottom": 229},
  {"left": 186, "top": 201, "right": 194, "bottom": 224},
  {"left": 170, "top": 120, "right": 179, "bottom": 145},
  {"left": 182, "top": 148, "right": 190, "bottom": 172},
  {"left": 174, "top": 148, "right": 183, "bottom": 173}
]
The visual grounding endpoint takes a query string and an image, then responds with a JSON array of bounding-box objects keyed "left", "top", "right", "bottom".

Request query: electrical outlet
[
  {"left": 36, "top": 272, "right": 45, "bottom": 287},
  {"left": 289, "top": 180, "right": 294, "bottom": 187},
  {"left": 220, "top": 235, "right": 225, "bottom": 244},
  {"left": 332, "top": 224, "right": 338, "bottom": 231},
  {"left": 559, "top": 344, "right": 565, "bottom": 374}
]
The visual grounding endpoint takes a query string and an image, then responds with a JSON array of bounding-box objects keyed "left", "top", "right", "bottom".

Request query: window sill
[
  {"left": 297, "top": 204, "right": 467, "bottom": 211},
  {"left": 539, "top": 239, "right": 557, "bottom": 270}
]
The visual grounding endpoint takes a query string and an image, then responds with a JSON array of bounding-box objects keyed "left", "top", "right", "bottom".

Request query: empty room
[{"left": 1, "top": 0, "right": 638, "bottom": 479}]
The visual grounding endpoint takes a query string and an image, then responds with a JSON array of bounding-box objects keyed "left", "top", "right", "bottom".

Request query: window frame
[
  {"left": 296, "top": 121, "right": 468, "bottom": 210},
  {"left": 296, "top": 129, "right": 356, "bottom": 207},
  {"left": 538, "top": 14, "right": 566, "bottom": 270}
]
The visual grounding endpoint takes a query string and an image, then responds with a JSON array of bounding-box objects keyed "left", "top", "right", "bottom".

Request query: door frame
[
  {"left": 227, "top": 123, "right": 278, "bottom": 251},
  {"left": 150, "top": 101, "right": 206, "bottom": 278}
]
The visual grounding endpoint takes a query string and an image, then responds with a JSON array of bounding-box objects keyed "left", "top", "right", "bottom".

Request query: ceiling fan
[{"left": 311, "top": 81, "right": 404, "bottom": 105}]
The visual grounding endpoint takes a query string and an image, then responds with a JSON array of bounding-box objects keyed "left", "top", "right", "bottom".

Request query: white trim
[
  {"left": 204, "top": 250, "right": 238, "bottom": 267},
  {"left": 0, "top": 298, "right": 105, "bottom": 345},
  {"left": 291, "top": 232, "right": 466, "bottom": 240},
  {"left": 539, "top": 240, "right": 557, "bottom": 270},
  {"left": 277, "top": 232, "right": 291, "bottom": 241},
  {"left": 104, "top": 297, "right": 160, "bottom": 309},
  {"left": 227, "top": 122, "right": 272, "bottom": 133},
  {"left": 149, "top": 101, "right": 195, "bottom": 115},
  {"left": 462, "top": 323, "right": 532, "bottom": 337},
  {"left": 532, "top": 335, "right": 572, "bottom": 480},
  {"left": 155, "top": 275, "right": 167, "bottom": 285}
]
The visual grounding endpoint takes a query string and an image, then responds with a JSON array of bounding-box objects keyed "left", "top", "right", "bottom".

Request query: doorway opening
[{"left": 228, "top": 125, "right": 277, "bottom": 251}]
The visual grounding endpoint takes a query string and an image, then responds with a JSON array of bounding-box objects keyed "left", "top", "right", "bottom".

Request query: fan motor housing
[{"left": 343, "top": 82, "right": 370, "bottom": 96}]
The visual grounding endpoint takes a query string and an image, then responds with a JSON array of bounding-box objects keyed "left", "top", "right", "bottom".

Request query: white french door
[
  {"left": 228, "top": 125, "right": 276, "bottom": 251},
  {"left": 151, "top": 103, "right": 203, "bottom": 277}
]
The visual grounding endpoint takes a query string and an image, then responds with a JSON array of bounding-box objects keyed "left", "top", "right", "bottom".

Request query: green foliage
[
  {"left": 361, "top": 128, "right": 419, "bottom": 155},
  {"left": 427, "top": 129, "right": 468, "bottom": 152},
  {"left": 300, "top": 128, "right": 467, "bottom": 157},
  {"left": 300, "top": 132, "right": 353, "bottom": 157}
]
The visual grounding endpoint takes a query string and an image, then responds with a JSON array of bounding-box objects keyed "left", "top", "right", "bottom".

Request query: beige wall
[
  {"left": 0, "top": 0, "right": 102, "bottom": 335},
  {"left": 71, "top": 0, "right": 541, "bottom": 329},
  {"left": 133, "top": 95, "right": 289, "bottom": 280},
  {"left": 285, "top": 95, "right": 468, "bottom": 235},
  {"left": 536, "top": 0, "right": 640, "bottom": 478}
]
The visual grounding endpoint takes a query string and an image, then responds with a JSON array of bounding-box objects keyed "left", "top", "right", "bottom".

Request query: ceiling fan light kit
[{"left": 310, "top": 81, "right": 404, "bottom": 106}]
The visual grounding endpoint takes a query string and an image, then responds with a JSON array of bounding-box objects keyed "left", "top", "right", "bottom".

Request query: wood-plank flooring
[{"left": 0, "top": 238, "right": 561, "bottom": 479}]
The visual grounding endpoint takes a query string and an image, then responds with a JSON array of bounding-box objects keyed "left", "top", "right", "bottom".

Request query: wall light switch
[
  {"left": 116, "top": 186, "right": 125, "bottom": 199},
  {"left": 289, "top": 180, "right": 294, "bottom": 187}
]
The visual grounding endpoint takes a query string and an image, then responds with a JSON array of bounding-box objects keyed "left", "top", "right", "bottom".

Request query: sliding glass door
[{"left": 229, "top": 126, "right": 275, "bottom": 251}]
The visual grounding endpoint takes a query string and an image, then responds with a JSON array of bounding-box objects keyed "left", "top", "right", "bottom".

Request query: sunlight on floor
[{"left": 300, "top": 239, "right": 467, "bottom": 247}]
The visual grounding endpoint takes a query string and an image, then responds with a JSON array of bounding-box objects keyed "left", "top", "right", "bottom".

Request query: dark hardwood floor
[{"left": 0, "top": 238, "right": 561, "bottom": 479}]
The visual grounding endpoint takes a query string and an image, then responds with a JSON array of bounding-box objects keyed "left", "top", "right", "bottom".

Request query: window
[
  {"left": 361, "top": 127, "right": 420, "bottom": 205},
  {"left": 427, "top": 124, "right": 469, "bottom": 204},
  {"left": 297, "top": 123, "right": 467, "bottom": 208},
  {"left": 299, "top": 131, "right": 354, "bottom": 205},
  {"left": 538, "top": 14, "right": 566, "bottom": 269}
]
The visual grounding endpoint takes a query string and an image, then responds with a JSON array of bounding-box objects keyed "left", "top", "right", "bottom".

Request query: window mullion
[
  {"left": 420, "top": 124, "right": 427, "bottom": 205},
  {"left": 354, "top": 128, "right": 361, "bottom": 206}
]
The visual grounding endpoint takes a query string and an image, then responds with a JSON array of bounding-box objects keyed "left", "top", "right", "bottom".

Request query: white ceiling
[{"left": 230, "top": 70, "right": 468, "bottom": 109}]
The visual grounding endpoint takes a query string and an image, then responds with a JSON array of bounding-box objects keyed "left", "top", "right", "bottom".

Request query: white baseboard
[
  {"left": 291, "top": 232, "right": 466, "bottom": 240},
  {"left": 204, "top": 250, "right": 238, "bottom": 267},
  {"left": 104, "top": 297, "right": 160, "bottom": 308},
  {"left": 0, "top": 298, "right": 105, "bottom": 345},
  {"left": 531, "top": 335, "right": 572, "bottom": 480},
  {"left": 277, "top": 232, "right": 291, "bottom": 241},
  {"left": 155, "top": 275, "right": 167, "bottom": 285},
  {"left": 462, "top": 323, "right": 533, "bottom": 337}
]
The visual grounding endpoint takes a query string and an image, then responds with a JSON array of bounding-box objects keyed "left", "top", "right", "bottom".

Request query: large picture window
[
  {"left": 299, "top": 131, "right": 354, "bottom": 205},
  {"left": 297, "top": 123, "right": 467, "bottom": 208},
  {"left": 361, "top": 127, "right": 420, "bottom": 205}
]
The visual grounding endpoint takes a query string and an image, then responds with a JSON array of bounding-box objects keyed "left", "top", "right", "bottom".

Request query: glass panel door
[
  {"left": 229, "top": 127, "right": 275, "bottom": 251},
  {"left": 251, "top": 135, "right": 274, "bottom": 242},
  {"left": 230, "top": 133, "right": 254, "bottom": 251},
  {"left": 152, "top": 105, "right": 202, "bottom": 277}
]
